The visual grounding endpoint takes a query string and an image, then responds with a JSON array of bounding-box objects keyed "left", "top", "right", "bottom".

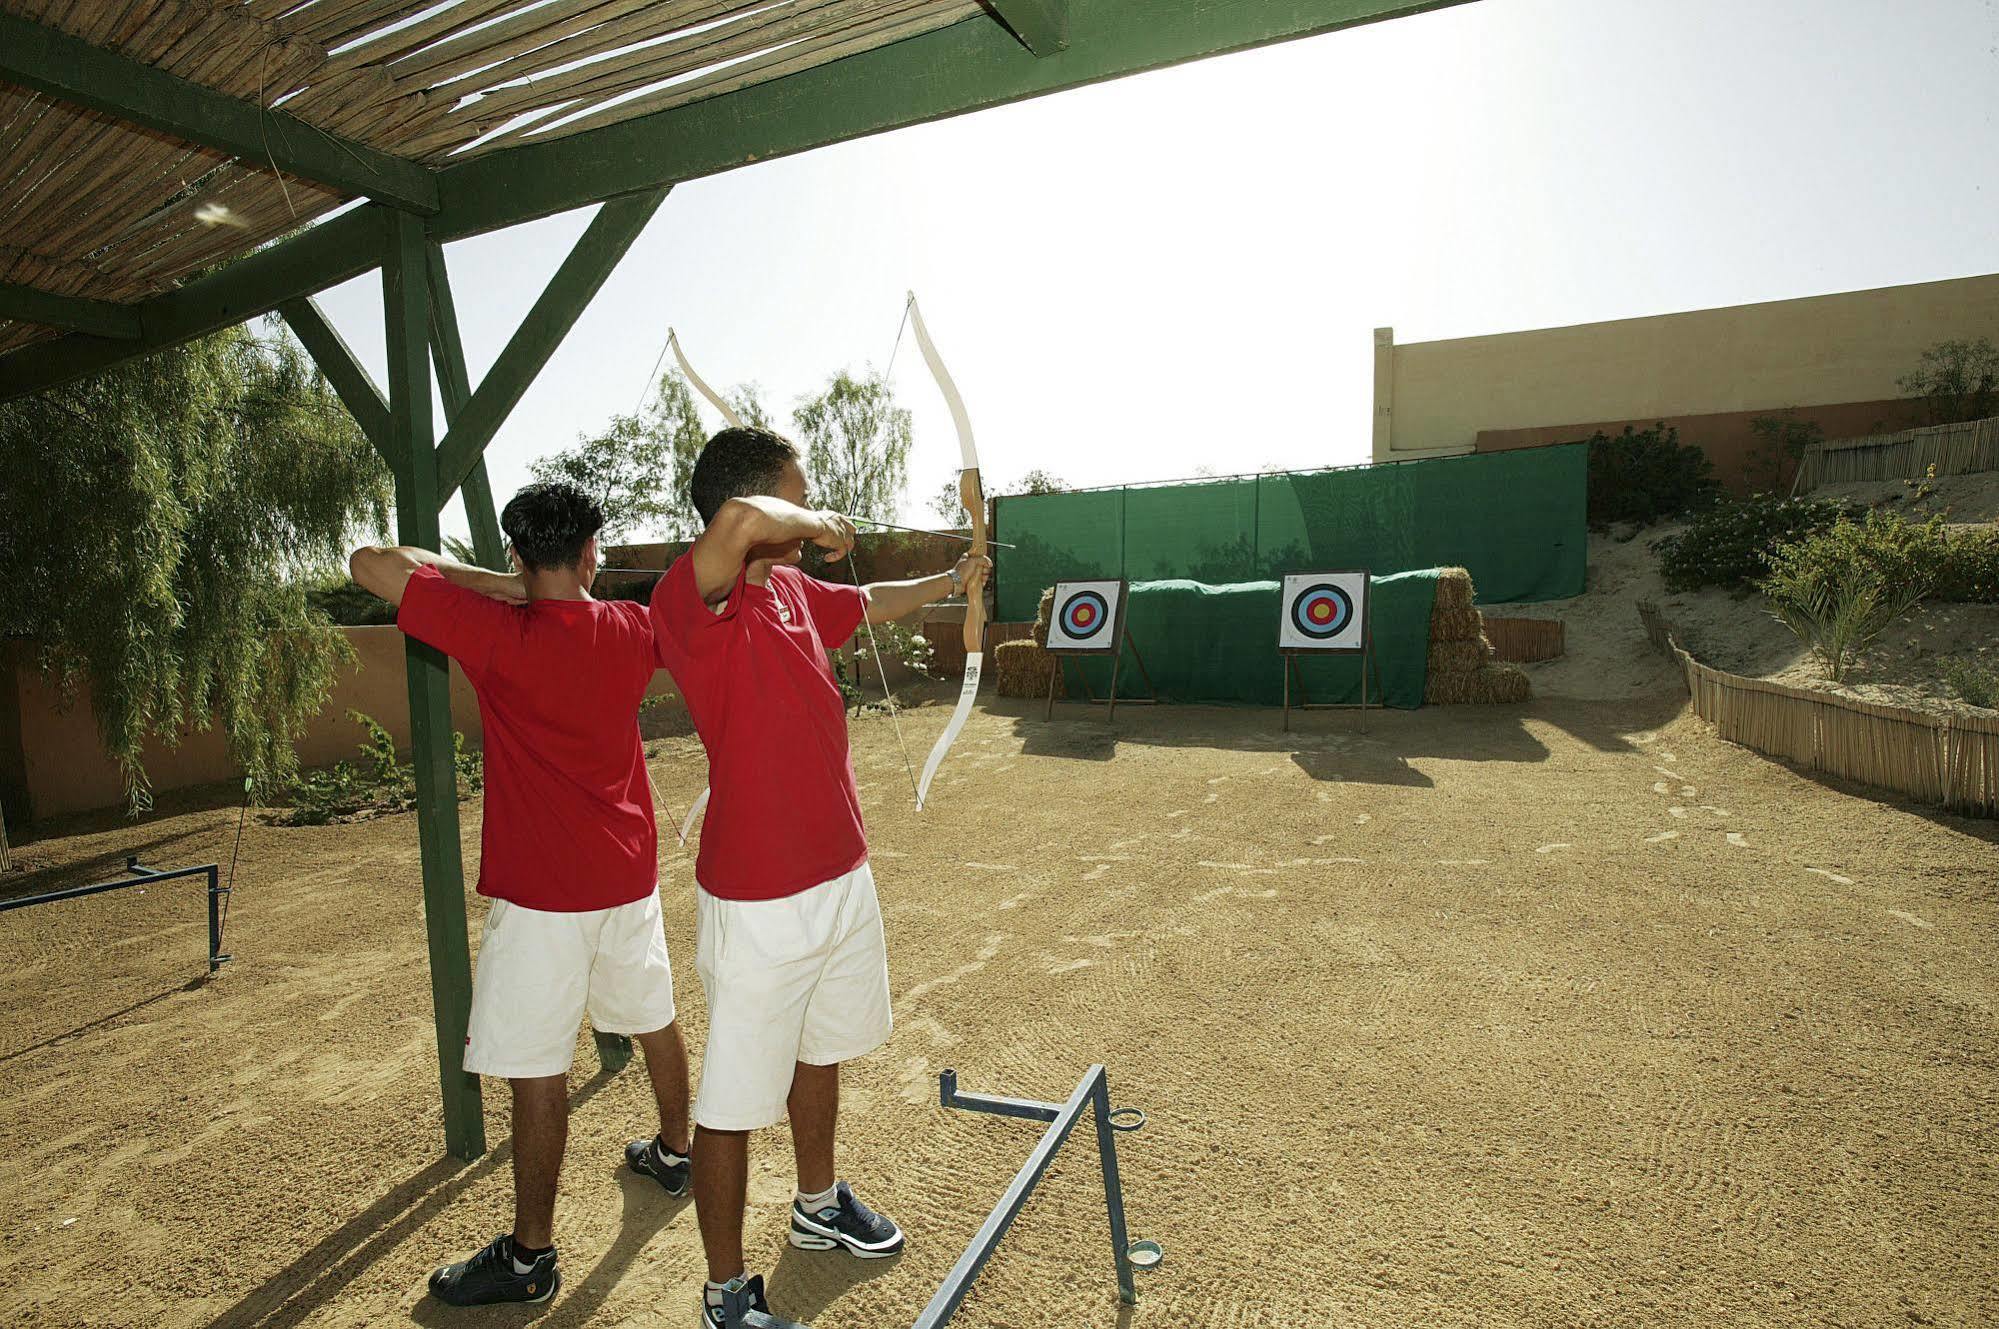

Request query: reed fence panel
[
  {"left": 1792, "top": 416, "right": 1999, "bottom": 492},
  {"left": 1635, "top": 602, "right": 1991, "bottom": 817}
]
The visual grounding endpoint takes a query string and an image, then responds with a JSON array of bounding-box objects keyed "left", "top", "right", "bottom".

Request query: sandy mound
[{"left": 1509, "top": 472, "right": 1999, "bottom": 711}]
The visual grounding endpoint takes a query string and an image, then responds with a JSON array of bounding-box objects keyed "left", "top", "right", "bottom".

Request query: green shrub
[
  {"left": 1942, "top": 656, "right": 1999, "bottom": 709},
  {"left": 306, "top": 577, "right": 397, "bottom": 626},
  {"left": 1585, "top": 423, "right": 1721, "bottom": 530},
  {"left": 1760, "top": 518, "right": 1933, "bottom": 682},
  {"left": 1934, "top": 527, "right": 1999, "bottom": 603},
  {"left": 279, "top": 709, "right": 480, "bottom": 825},
  {"left": 1656, "top": 495, "right": 1861, "bottom": 592}
]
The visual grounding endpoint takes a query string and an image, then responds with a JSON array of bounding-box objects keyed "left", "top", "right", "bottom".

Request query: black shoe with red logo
[{"left": 428, "top": 1234, "right": 560, "bottom": 1306}]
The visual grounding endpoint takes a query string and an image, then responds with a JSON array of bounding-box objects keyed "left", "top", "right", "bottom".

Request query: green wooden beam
[
  {"left": 0, "top": 205, "right": 385, "bottom": 403},
  {"left": 986, "top": 0, "right": 1069, "bottom": 55},
  {"left": 422, "top": 245, "right": 509, "bottom": 572},
  {"left": 0, "top": 282, "right": 141, "bottom": 340},
  {"left": 0, "top": 13, "right": 438, "bottom": 213},
  {"left": 383, "top": 208, "right": 486, "bottom": 1162},
  {"left": 278, "top": 297, "right": 391, "bottom": 462},
  {"left": 437, "top": 0, "right": 1473, "bottom": 235},
  {"left": 432, "top": 187, "right": 668, "bottom": 507}
]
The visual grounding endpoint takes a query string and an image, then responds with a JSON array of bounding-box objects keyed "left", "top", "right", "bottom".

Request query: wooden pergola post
[{"left": 382, "top": 209, "right": 487, "bottom": 1160}]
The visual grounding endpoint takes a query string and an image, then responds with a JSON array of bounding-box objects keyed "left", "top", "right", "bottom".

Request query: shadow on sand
[
  {"left": 1004, "top": 692, "right": 1685, "bottom": 789},
  {"left": 199, "top": 1070, "right": 654, "bottom": 1329}
]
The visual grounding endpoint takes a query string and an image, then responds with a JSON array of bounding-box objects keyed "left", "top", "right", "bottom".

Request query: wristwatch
[{"left": 946, "top": 565, "right": 963, "bottom": 592}]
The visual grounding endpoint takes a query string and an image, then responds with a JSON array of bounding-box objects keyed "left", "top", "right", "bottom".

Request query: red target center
[
  {"left": 1308, "top": 602, "right": 1333, "bottom": 622},
  {"left": 1072, "top": 605, "right": 1095, "bottom": 624}
]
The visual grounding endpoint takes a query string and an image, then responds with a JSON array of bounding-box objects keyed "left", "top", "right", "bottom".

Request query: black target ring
[
  {"left": 1290, "top": 583, "right": 1354, "bottom": 640},
  {"left": 1058, "top": 589, "right": 1112, "bottom": 642}
]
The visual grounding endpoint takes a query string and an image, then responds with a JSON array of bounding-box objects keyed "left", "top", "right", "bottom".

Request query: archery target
[
  {"left": 1279, "top": 571, "right": 1369, "bottom": 652},
  {"left": 1046, "top": 580, "right": 1126, "bottom": 652}
]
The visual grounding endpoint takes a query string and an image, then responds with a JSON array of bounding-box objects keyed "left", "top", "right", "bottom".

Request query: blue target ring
[
  {"left": 1059, "top": 589, "right": 1111, "bottom": 642},
  {"left": 1291, "top": 583, "right": 1353, "bottom": 640}
]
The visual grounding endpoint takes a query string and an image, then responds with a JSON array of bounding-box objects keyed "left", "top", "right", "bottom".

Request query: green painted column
[
  {"left": 384, "top": 209, "right": 486, "bottom": 1161},
  {"left": 423, "top": 245, "right": 509, "bottom": 572}
]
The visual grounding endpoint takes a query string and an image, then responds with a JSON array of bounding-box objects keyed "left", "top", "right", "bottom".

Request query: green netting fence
[
  {"left": 993, "top": 444, "right": 1586, "bottom": 622},
  {"left": 1052, "top": 570, "right": 1440, "bottom": 708}
]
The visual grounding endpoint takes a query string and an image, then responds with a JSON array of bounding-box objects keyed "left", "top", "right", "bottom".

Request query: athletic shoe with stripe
[
  {"left": 788, "top": 1181, "right": 905, "bottom": 1258},
  {"left": 427, "top": 1234, "right": 560, "bottom": 1306},
  {"left": 625, "top": 1134, "right": 692, "bottom": 1196},
  {"left": 700, "top": 1272, "right": 770, "bottom": 1328}
]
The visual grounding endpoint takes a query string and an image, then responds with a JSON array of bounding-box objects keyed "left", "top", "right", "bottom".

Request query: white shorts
[
  {"left": 464, "top": 891, "right": 677, "bottom": 1079},
  {"left": 694, "top": 862, "right": 892, "bottom": 1131}
]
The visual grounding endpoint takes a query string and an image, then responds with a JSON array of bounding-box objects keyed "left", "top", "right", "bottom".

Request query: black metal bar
[
  {"left": 913, "top": 1066, "right": 1103, "bottom": 1329},
  {"left": 205, "top": 864, "right": 230, "bottom": 973},
  {"left": 0, "top": 857, "right": 230, "bottom": 972}
]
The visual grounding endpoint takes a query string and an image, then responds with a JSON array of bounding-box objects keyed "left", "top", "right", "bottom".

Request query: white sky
[{"left": 313, "top": 0, "right": 1999, "bottom": 543}]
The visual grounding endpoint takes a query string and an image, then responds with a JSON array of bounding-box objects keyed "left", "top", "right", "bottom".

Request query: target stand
[
  {"left": 1041, "top": 579, "right": 1157, "bottom": 722},
  {"left": 1278, "top": 570, "right": 1378, "bottom": 733}
]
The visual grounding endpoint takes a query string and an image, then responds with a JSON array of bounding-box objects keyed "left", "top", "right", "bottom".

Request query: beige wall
[
  {"left": 10, "top": 627, "right": 484, "bottom": 820},
  {"left": 7, "top": 551, "right": 977, "bottom": 821},
  {"left": 1372, "top": 271, "right": 1999, "bottom": 467}
]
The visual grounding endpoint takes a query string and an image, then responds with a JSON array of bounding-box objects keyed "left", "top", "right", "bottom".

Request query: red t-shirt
[
  {"left": 396, "top": 566, "right": 659, "bottom": 912},
  {"left": 648, "top": 556, "right": 869, "bottom": 901}
]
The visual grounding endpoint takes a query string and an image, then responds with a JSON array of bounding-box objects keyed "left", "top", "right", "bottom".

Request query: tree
[
  {"left": 1746, "top": 412, "right": 1823, "bottom": 492},
  {"left": 1899, "top": 338, "right": 1999, "bottom": 426},
  {"left": 791, "top": 371, "right": 911, "bottom": 522},
  {"left": 932, "top": 468, "right": 1065, "bottom": 524},
  {"left": 0, "top": 325, "right": 390, "bottom": 811},
  {"left": 532, "top": 371, "right": 778, "bottom": 544}
]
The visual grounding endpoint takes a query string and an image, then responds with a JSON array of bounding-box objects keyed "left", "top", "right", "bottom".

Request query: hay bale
[
  {"left": 993, "top": 638, "right": 1063, "bottom": 698},
  {"left": 1429, "top": 606, "right": 1486, "bottom": 643},
  {"left": 1432, "top": 566, "right": 1476, "bottom": 610},
  {"left": 1425, "top": 661, "right": 1532, "bottom": 705},
  {"left": 1426, "top": 638, "right": 1492, "bottom": 675},
  {"left": 1032, "top": 586, "right": 1054, "bottom": 647}
]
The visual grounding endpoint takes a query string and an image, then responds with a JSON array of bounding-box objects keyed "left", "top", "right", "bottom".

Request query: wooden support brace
[
  {"left": 422, "top": 244, "right": 509, "bottom": 572},
  {"left": 432, "top": 187, "right": 669, "bottom": 508}
]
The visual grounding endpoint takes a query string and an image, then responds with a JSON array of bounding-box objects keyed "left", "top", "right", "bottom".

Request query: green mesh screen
[
  {"left": 1054, "top": 570, "right": 1439, "bottom": 709},
  {"left": 994, "top": 444, "right": 1585, "bottom": 621}
]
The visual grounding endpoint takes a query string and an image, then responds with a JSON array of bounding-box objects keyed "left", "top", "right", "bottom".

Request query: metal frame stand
[
  {"left": 1045, "top": 630, "right": 1158, "bottom": 722},
  {"left": 1283, "top": 636, "right": 1381, "bottom": 734},
  {"left": 722, "top": 1064, "right": 1157, "bottom": 1329},
  {"left": 0, "top": 855, "right": 230, "bottom": 973}
]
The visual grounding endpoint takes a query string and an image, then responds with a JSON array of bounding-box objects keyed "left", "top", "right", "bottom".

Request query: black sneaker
[
  {"left": 428, "top": 1234, "right": 560, "bottom": 1306},
  {"left": 625, "top": 1134, "right": 691, "bottom": 1196},
  {"left": 788, "top": 1182, "right": 904, "bottom": 1258},
  {"left": 700, "top": 1272, "right": 770, "bottom": 1328}
]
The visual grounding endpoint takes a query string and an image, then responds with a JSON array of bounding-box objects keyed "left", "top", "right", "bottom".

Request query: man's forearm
[
  {"left": 350, "top": 544, "right": 525, "bottom": 606},
  {"left": 864, "top": 572, "right": 956, "bottom": 624},
  {"left": 428, "top": 553, "right": 526, "bottom": 602},
  {"left": 723, "top": 496, "right": 828, "bottom": 549}
]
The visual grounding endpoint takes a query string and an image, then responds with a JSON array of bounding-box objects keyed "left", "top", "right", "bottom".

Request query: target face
[
  {"left": 1060, "top": 591, "right": 1109, "bottom": 640},
  {"left": 1279, "top": 571, "right": 1369, "bottom": 652},
  {"left": 1046, "top": 579, "right": 1127, "bottom": 653}
]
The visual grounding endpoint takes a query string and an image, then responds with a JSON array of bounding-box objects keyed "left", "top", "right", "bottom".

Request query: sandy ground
[
  {"left": 2, "top": 687, "right": 1995, "bottom": 1329},
  {"left": 1510, "top": 474, "right": 1999, "bottom": 711}
]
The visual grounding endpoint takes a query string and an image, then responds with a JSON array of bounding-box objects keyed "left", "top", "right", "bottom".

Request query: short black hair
[
  {"left": 500, "top": 481, "right": 603, "bottom": 572},
  {"left": 689, "top": 426, "right": 799, "bottom": 525}
]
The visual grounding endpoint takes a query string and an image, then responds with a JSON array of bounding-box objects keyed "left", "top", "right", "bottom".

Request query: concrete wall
[
  {"left": 8, "top": 627, "right": 487, "bottom": 821},
  {"left": 1372, "top": 271, "right": 1999, "bottom": 488},
  {"left": 7, "top": 529, "right": 981, "bottom": 821}
]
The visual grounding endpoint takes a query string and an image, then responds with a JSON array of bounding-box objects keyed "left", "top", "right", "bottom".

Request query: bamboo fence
[
  {"left": 0, "top": 0, "right": 983, "bottom": 357},
  {"left": 1636, "top": 602, "right": 1996, "bottom": 817},
  {"left": 1482, "top": 615, "right": 1566, "bottom": 663},
  {"left": 1791, "top": 415, "right": 1999, "bottom": 492}
]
